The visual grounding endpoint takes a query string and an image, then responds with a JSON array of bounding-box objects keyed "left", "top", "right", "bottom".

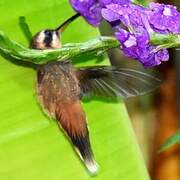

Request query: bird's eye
[
  {"left": 56, "top": 31, "right": 59, "bottom": 36},
  {"left": 44, "top": 30, "right": 51, "bottom": 36},
  {"left": 43, "top": 30, "right": 53, "bottom": 47}
]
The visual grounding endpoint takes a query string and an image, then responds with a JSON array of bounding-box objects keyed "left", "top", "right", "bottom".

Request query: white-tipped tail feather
[
  {"left": 85, "top": 159, "right": 99, "bottom": 175},
  {"left": 70, "top": 130, "right": 98, "bottom": 175}
]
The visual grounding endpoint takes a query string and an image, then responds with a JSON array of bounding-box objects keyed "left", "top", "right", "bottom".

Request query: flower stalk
[
  {"left": 0, "top": 30, "right": 180, "bottom": 65},
  {"left": 150, "top": 33, "right": 180, "bottom": 49}
]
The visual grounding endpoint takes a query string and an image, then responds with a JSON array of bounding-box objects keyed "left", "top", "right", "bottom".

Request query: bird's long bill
[
  {"left": 55, "top": 13, "right": 80, "bottom": 33},
  {"left": 55, "top": 102, "right": 98, "bottom": 175}
]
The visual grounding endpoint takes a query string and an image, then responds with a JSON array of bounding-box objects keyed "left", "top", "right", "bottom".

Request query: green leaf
[
  {"left": 150, "top": 33, "right": 180, "bottom": 49},
  {"left": 132, "top": 0, "right": 149, "bottom": 7},
  {"left": 1, "top": 17, "right": 180, "bottom": 66},
  {"left": 0, "top": 31, "right": 119, "bottom": 64},
  {"left": 0, "top": 0, "right": 150, "bottom": 180},
  {"left": 160, "top": 132, "right": 180, "bottom": 152}
]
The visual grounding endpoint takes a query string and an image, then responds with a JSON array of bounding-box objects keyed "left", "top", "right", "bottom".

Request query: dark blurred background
[{"left": 100, "top": 0, "right": 180, "bottom": 179}]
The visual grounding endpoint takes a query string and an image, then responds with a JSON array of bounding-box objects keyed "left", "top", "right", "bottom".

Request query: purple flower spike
[
  {"left": 148, "top": 3, "right": 180, "bottom": 34},
  {"left": 99, "top": 0, "right": 130, "bottom": 6},
  {"left": 115, "top": 28, "right": 169, "bottom": 68},
  {"left": 69, "top": 0, "right": 102, "bottom": 26},
  {"left": 102, "top": 4, "right": 149, "bottom": 31},
  {"left": 69, "top": 1, "right": 178, "bottom": 67},
  {"left": 69, "top": 0, "right": 131, "bottom": 26},
  {"left": 101, "top": 3, "right": 173, "bottom": 67},
  {"left": 101, "top": 5, "right": 122, "bottom": 22},
  {"left": 142, "top": 48, "right": 169, "bottom": 68}
]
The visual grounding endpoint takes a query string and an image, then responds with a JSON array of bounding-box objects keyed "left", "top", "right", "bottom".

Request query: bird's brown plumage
[
  {"left": 55, "top": 101, "right": 86, "bottom": 138},
  {"left": 37, "top": 61, "right": 82, "bottom": 125},
  {"left": 31, "top": 13, "right": 98, "bottom": 174},
  {"left": 36, "top": 61, "right": 97, "bottom": 173}
]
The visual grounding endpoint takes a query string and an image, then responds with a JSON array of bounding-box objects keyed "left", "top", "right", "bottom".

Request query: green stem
[
  {"left": 0, "top": 31, "right": 119, "bottom": 64},
  {"left": 132, "top": 0, "right": 149, "bottom": 7},
  {"left": 0, "top": 30, "right": 180, "bottom": 65},
  {"left": 150, "top": 33, "right": 180, "bottom": 49}
]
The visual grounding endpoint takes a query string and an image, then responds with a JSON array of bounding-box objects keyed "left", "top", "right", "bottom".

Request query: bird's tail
[
  {"left": 71, "top": 130, "right": 98, "bottom": 175},
  {"left": 56, "top": 102, "right": 98, "bottom": 175}
]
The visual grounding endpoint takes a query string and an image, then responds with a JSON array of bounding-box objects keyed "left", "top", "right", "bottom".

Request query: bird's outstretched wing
[{"left": 76, "top": 66, "right": 161, "bottom": 98}]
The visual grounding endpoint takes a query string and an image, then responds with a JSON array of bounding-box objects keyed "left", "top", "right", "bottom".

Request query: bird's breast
[{"left": 36, "top": 61, "right": 80, "bottom": 117}]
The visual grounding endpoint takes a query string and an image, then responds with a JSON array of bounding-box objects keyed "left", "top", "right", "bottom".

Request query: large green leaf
[{"left": 0, "top": 0, "right": 149, "bottom": 179}]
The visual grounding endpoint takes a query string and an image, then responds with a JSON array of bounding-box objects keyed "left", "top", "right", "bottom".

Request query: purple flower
[
  {"left": 101, "top": 4, "right": 129, "bottom": 24},
  {"left": 69, "top": 0, "right": 130, "bottom": 26},
  {"left": 102, "top": 3, "right": 169, "bottom": 67},
  {"left": 99, "top": 0, "right": 130, "bottom": 6},
  {"left": 69, "top": 1, "right": 180, "bottom": 67},
  {"left": 69, "top": 0, "right": 102, "bottom": 26},
  {"left": 148, "top": 3, "right": 180, "bottom": 34},
  {"left": 101, "top": 4, "right": 147, "bottom": 30},
  {"left": 115, "top": 28, "right": 169, "bottom": 67},
  {"left": 101, "top": 2, "right": 180, "bottom": 34}
]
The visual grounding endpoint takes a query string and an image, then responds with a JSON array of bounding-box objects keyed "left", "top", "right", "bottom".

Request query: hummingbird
[{"left": 31, "top": 14, "right": 161, "bottom": 174}]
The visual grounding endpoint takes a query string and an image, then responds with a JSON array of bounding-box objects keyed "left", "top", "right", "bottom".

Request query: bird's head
[
  {"left": 31, "top": 13, "right": 80, "bottom": 50},
  {"left": 31, "top": 29, "right": 61, "bottom": 50}
]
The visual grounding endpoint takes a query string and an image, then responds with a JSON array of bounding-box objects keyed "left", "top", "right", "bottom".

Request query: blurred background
[{"left": 100, "top": 0, "right": 180, "bottom": 179}]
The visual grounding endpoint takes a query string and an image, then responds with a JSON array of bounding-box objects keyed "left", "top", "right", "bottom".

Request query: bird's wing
[{"left": 76, "top": 66, "right": 161, "bottom": 98}]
